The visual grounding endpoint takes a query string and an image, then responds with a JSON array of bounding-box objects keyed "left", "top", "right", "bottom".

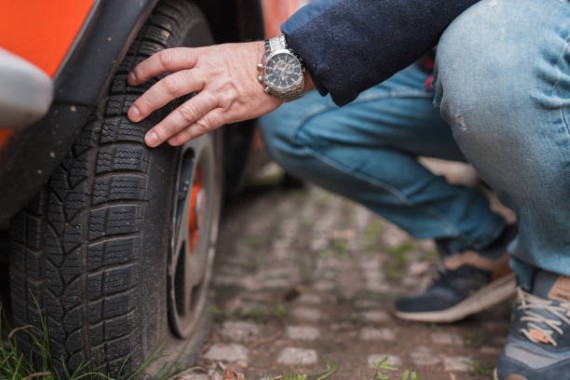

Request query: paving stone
[
  {"left": 277, "top": 347, "right": 319, "bottom": 366},
  {"left": 242, "top": 292, "right": 275, "bottom": 303},
  {"left": 409, "top": 346, "right": 442, "bottom": 367},
  {"left": 407, "top": 261, "right": 431, "bottom": 276},
  {"left": 297, "top": 293, "right": 323, "bottom": 305},
  {"left": 361, "top": 310, "right": 391, "bottom": 323},
  {"left": 204, "top": 343, "right": 249, "bottom": 363},
  {"left": 365, "top": 281, "right": 392, "bottom": 293},
  {"left": 201, "top": 181, "right": 505, "bottom": 379},
  {"left": 286, "top": 325, "right": 321, "bottom": 341},
  {"left": 314, "top": 281, "right": 335, "bottom": 291},
  {"left": 381, "top": 225, "right": 409, "bottom": 248},
  {"left": 292, "top": 307, "right": 322, "bottom": 322},
  {"left": 217, "top": 265, "right": 248, "bottom": 276},
  {"left": 177, "top": 374, "right": 210, "bottom": 380},
  {"left": 259, "top": 267, "right": 298, "bottom": 279},
  {"left": 367, "top": 354, "right": 402, "bottom": 368},
  {"left": 353, "top": 205, "right": 372, "bottom": 229},
  {"left": 431, "top": 332, "right": 464, "bottom": 346},
  {"left": 417, "top": 239, "right": 435, "bottom": 252},
  {"left": 261, "top": 278, "right": 292, "bottom": 289},
  {"left": 401, "top": 276, "right": 422, "bottom": 288},
  {"left": 354, "top": 299, "right": 381, "bottom": 309},
  {"left": 330, "top": 322, "right": 355, "bottom": 332},
  {"left": 443, "top": 356, "right": 473, "bottom": 372},
  {"left": 322, "top": 270, "right": 338, "bottom": 280},
  {"left": 360, "top": 327, "right": 396, "bottom": 341},
  {"left": 221, "top": 321, "right": 262, "bottom": 342},
  {"left": 363, "top": 268, "right": 384, "bottom": 282},
  {"left": 480, "top": 345, "right": 502, "bottom": 355},
  {"left": 213, "top": 276, "right": 249, "bottom": 287}
]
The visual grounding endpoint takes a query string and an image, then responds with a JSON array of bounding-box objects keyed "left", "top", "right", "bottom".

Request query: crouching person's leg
[
  {"left": 436, "top": 0, "right": 570, "bottom": 378},
  {"left": 260, "top": 63, "right": 514, "bottom": 323}
]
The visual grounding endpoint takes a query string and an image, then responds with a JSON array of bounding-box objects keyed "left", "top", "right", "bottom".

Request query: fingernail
[
  {"left": 145, "top": 131, "right": 159, "bottom": 147},
  {"left": 128, "top": 71, "right": 137, "bottom": 84},
  {"left": 129, "top": 105, "right": 141, "bottom": 121}
]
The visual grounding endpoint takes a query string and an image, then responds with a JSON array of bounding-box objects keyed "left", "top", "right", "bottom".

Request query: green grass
[
  {"left": 318, "top": 238, "right": 350, "bottom": 260},
  {"left": 265, "top": 361, "right": 339, "bottom": 380},
  {"left": 0, "top": 306, "right": 183, "bottom": 380},
  {"left": 469, "top": 359, "right": 494, "bottom": 377},
  {"left": 365, "top": 220, "right": 384, "bottom": 252},
  {"left": 372, "top": 357, "right": 420, "bottom": 380},
  {"left": 385, "top": 242, "right": 416, "bottom": 280},
  {"left": 207, "top": 302, "right": 290, "bottom": 322}
]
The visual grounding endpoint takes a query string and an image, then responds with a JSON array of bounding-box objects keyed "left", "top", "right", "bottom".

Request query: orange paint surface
[
  {"left": 261, "top": 0, "right": 303, "bottom": 38},
  {"left": 0, "top": 0, "right": 94, "bottom": 77}
]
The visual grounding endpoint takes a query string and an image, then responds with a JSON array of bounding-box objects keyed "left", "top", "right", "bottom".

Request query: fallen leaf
[{"left": 222, "top": 365, "right": 245, "bottom": 380}]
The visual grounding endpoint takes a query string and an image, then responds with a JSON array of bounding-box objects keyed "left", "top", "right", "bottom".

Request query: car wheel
[{"left": 9, "top": 0, "right": 221, "bottom": 375}]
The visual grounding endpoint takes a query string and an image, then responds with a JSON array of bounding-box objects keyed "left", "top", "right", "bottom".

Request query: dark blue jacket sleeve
[{"left": 282, "top": 0, "right": 479, "bottom": 105}]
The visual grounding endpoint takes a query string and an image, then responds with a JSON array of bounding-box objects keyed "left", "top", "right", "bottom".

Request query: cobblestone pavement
[{"left": 183, "top": 162, "right": 513, "bottom": 380}]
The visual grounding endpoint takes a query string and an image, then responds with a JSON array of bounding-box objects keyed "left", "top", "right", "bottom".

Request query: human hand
[{"left": 127, "top": 41, "right": 282, "bottom": 147}]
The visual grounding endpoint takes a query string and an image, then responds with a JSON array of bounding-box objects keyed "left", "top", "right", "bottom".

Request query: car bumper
[{"left": 0, "top": 48, "right": 53, "bottom": 130}]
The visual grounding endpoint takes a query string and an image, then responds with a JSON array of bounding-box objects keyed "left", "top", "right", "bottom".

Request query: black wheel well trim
[{"left": 0, "top": 0, "right": 266, "bottom": 224}]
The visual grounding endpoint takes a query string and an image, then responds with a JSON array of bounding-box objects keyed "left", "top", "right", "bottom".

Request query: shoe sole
[{"left": 394, "top": 273, "right": 516, "bottom": 323}]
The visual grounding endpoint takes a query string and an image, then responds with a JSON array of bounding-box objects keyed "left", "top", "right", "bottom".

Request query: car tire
[{"left": 9, "top": 0, "right": 221, "bottom": 375}]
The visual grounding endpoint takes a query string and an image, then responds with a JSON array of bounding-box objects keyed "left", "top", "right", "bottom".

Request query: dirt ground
[{"left": 183, "top": 161, "right": 514, "bottom": 380}]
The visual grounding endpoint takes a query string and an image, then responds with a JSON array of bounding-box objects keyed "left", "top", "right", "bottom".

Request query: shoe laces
[{"left": 518, "top": 287, "right": 570, "bottom": 347}]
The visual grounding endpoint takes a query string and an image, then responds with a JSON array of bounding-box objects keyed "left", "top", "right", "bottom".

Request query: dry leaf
[{"left": 222, "top": 365, "right": 246, "bottom": 380}]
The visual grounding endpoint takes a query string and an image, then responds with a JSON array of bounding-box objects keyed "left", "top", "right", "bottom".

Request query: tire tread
[{"left": 9, "top": 0, "right": 208, "bottom": 374}]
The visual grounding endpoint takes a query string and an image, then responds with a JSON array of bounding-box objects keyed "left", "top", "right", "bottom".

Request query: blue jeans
[
  {"left": 435, "top": 0, "right": 570, "bottom": 288},
  {"left": 260, "top": 63, "right": 506, "bottom": 254},
  {"left": 261, "top": 0, "right": 570, "bottom": 287}
]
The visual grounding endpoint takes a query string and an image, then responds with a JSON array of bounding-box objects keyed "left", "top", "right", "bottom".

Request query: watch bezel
[{"left": 263, "top": 48, "right": 304, "bottom": 94}]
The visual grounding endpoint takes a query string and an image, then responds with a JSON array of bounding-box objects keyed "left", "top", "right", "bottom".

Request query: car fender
[{"left": 0, "top": 0, "right": 159, "bottom": 223}]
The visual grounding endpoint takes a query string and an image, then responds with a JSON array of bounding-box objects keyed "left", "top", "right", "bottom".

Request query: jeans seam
[
  {"left": 300, "top": 144, "right": 461, "bottom": 236},
  {"left": 552, "top": 28, "right": 570, "bottom": 135}
]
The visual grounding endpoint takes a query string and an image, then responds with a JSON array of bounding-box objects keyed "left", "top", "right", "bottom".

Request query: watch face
[{"left": 265, "top": 52, "right": 303, "bottom": 90}]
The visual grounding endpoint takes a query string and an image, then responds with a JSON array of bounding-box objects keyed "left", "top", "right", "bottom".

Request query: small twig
[
  {"left": 248, "top": 327, "right": 285, "bottom": 349},
  {"left": 371, "top": 364, "right": 381, "bottom": 380}
]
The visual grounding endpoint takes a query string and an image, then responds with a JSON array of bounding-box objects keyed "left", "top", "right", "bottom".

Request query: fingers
[
  {"left": 128, "top": 69, "right": 205, "bottom": 122},
  {"left": 167, "top": 110, "right": 226, "bottom": 146},
  {"left": 144, "top": 93, "right": 218, "bottom": 147},
  {"left": 128, "top": 48, "right": 198, "bottom": 86}
]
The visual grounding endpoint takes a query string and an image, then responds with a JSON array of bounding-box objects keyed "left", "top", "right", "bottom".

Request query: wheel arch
[
  {"left": 0, "top": 0, "right": 159, "bottom": 224},
  {"left": 0, "top": 0, "right": 266, "bottom": 224}
]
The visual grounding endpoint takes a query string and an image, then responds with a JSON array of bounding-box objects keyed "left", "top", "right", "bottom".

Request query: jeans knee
[
  {"left": 434, "top": 0, "right": 535, "bottom": 127},
  {"left": 259, "top": 106, "right": 323, "bottom": 173}
]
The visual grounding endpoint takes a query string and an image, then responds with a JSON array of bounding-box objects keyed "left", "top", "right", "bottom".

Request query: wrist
[
  {"left": 257, "top": 35, "right": 306, "bottom": 102},
  {"left": 304, "top": 72, "right": 315, "bottom": 92}
]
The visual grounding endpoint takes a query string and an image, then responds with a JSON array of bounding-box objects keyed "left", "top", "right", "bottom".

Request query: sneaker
[
  {"left": 393, "top": 224, "right": 517, "bottom": 323},
  {"left": 494, "top": 271, "right": 570, "bottom": 380}
]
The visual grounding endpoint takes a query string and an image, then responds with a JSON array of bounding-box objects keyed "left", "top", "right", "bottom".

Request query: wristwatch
[{"left": 257, "top": 35, "right": 305, "bottom": 102}]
